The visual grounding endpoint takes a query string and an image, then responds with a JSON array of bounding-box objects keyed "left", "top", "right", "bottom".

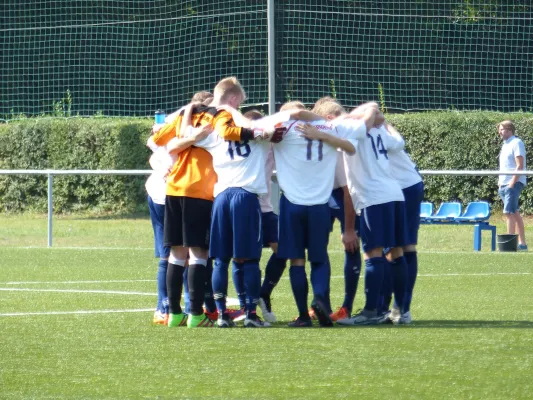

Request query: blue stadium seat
[
  {"left": 420, "top": 202, "right": 434, "bottom": 222},
  {"left": 425, "top": 202, "right": 462, "bottom": 222},
  {"left": 455, "top": 201, "right": 491, "bottom": 223}
]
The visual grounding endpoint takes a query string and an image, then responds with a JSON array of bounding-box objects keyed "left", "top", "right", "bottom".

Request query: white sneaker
[
  {"left": 389, "top": 307, "right": 401, "bottom": 324},
  {"left": 244, "top": 315, "right": 271, "bottom": 328},
  {"left": 258, "top": 297, "right": 277, "bottom": 323},
  {"left": 336, "top": 309, "right": 378, "bottom": 326},
  {"left": 397, "top": 311, "right": 412, "bottom": 325}
]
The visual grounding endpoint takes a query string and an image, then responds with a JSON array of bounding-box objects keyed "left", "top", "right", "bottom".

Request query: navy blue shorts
[
  {"left": 209, "top": 187, "right": 263, "bottom": 260},
  {"left": 402, "top": 181, "right": 424, "bottom": 245},
  {"left": 148, "top": 196, "right": 170, "bottom": 259},
  {"left": 262, "top": 211, "right": 279, "bottom": 247},
  {"left": 278, "top": 194, "right": 331, "bottom": 263},
  {"left": 359, "top": 201, "right": 408, "bottom": 253}
]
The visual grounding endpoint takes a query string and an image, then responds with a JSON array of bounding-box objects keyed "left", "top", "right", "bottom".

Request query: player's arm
[
  {"left": 342, "top": 186, "right": 359, "bottom": 253},
  {"left": 151, "top": 119, "right": 179, "bottom": 147},
  {"left": 166, "top": 105, "right": 213, "bottom": 154},
  {"left": 295, "top": 123, "right": 355, "bottom": 154},
  {"left": 213, "top": 111, "right": 284, "bottom": 142},
  {"left": 216, "top": 105, "right": 253, "bottom": 128},
  {"left": 288, "top": 109, "right": 322, "bottom": 122}
]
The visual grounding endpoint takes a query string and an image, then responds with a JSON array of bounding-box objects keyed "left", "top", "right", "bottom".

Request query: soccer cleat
[
  {"left": 167, "top": 312, "right": 188, "bottom": 327},
  {"left": 388, "top": 307, "right": 401, "bottom": 324},
  {"left": 152, "top": 310, "right": 168, "bottom": 325},
  {"left": 258, "top": 297, "right": 277, "bottom": 323},
  {"left": 311, "top": 299, "right": 334, "bottom": 327},
  {"left": 376, "top": 311, "right": 394, "bottom": 324},
  {"left": 244, "top": 313, "right": 271, "bottom": 328},
  {"left": 227, "top": 307, "right": 246, "bottom": 322},
  {"left": 204, "top": 308, "right": 219, "bottom": 322},
  {"left": 187, "top": 314, "right": 215, "bottom": 328},
  {"left": 330, "top": 306, "right": 350, "bottom": 322},
  {"left": 288, "top": 317, "right": 313, "bottom": 328},
  {"left": 217, "top": 312, "right": 236, "bottom": 328},
  {"left": 517, "top": 244, "right": 528, "bottom": 251},
  {"left": 336, "top": 309, "right": 379, "bottom": 326},
  {"left": 397, "top": 311, "right": 412, "bottom": 325}
]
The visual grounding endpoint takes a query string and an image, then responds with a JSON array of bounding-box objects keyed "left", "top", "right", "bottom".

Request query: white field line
[
  {"left": 3, "top": 279, "right": 154, "bottom": 285},
  {"left": 1, "top": 309, "right": 153, "bottom": 316},
  {"left": 1, "top": 247, "right": 531, "bottom": 256},
  {"left": 0, "top": 288, "right": 156, "bottom": 295}
]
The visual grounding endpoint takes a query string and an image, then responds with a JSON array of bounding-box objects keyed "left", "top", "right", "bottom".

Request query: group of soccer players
[{"left": 145, "top": 76, "right": 423, "bottom": 328}]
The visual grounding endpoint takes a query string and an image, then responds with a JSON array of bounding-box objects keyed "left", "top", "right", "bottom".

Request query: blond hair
[
  {"left": 312, "top": 101, "right": 346, "bottom": 118},
  {"left": 314, "top": 96, "right": 338, "bottom": 108},
  {"left": 191, "top": 91, "right": 213, "bottom": 104},
  {"left": 243, "top": 109, "right": 263, "bottom": 121},
  {"left": 213, "top": 77, "right": 246, "bottom": 102},
  {"left": 280, "top": 101, "right": 306, "bottom": 111},
  {"left": 498, "top": 120, "right": 515, "bottom": 134}
]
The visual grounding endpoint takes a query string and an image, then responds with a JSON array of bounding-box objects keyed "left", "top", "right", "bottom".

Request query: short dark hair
[{"left": 243, "top": 109, "right": 263, "bottom": 121}]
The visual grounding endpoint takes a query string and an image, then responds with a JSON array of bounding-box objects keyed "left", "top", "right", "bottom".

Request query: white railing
[{"left": 1, "top": 169, "right": 532, "bottom": 247}]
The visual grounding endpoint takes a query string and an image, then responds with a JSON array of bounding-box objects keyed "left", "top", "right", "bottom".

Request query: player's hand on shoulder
[
  {"left": 296, "top": 123, "right": 324, "bottom": 140},
  {"left": 253, "top": 125, "right": 286, "bottom": 143}
]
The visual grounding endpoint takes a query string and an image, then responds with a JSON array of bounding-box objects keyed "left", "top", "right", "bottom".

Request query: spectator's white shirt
[
  {"left": 258, "top": 145, "right": 275, "bottom": 213},
  {"left": 340, "top": 123, "right": 405, "bottom": 210},
  {"left": 499, "top": 135, "right": 527, "bottom": 186},
  {"left": 191, "top": 128, "right": 269, "bottom": 197},
  {"left": 145, "top": 146, "right": 174, "bottom": 205},
  {"left": 273, "top": 119, "right": 366, "bottom": 206}
]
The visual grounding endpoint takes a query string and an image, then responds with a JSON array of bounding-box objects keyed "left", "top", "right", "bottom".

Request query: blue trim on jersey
[
  {"left": 209, "top": 187, "right": 263, "bottom": 259},
  {"left": 402, "top": 181, "right": 424, "bottom": 245},
  {"left": 359, "top": 201, "right": 407, "bottom": 253},
  {"left": 148, "top": 195, "right": 170, "bottom": 259},
  {"left": 278, "top": 194, "right": 331, "bottom": 262}
]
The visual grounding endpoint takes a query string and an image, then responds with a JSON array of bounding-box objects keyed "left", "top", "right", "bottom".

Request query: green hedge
[
  {"left": 387, "top": 111, "right": 533, "bottom": 214},
  {"left": 0, "top": 118, "right": 152, "bottom": 213},
  {"left": 0, "top": 112, "right": 532, "bottom": 214}
]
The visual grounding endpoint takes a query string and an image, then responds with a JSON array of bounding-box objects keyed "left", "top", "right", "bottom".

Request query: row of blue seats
[{"left": 420, "top": 201, "right": 490, "bottom": 223}]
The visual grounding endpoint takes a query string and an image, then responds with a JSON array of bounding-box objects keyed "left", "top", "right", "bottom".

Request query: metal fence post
[{"left": 47, "top": 172, "right": 53, "bottom": 247}]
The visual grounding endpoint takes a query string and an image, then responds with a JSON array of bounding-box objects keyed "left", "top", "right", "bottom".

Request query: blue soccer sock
[
  {"left": 212, "top": 258, "right": 230, "bottom": 313},
  {"left": 391, "top": 255, "right": 408, "bottom": 313},
  {"left": 342, "top": 250, "right": 361, "bottom": 313},
  {"left": 379, "top": 259, "right": 393, "bottom": 314},
  {"left": 203, "top": 258, "right": 216, "bottom": 313},
  {"left": 243, "top": 260, "right": 261, "bottom": 315},
  {"left": 404, "top": 251, "right": 418, "bottom": 313},
  {"left": 260, "top": 253, "right": 287, "bottom": 299},
  {"left": 310, "top": 261, "right": 331, "bottom": 308},
  {"left": 232, "top": 260, "right": 246, "bottom": 310},
  {"left": 156, "top": 258, "right": 168, "bottom": 312},
  {"left": 363, "top": 257, "right": 386, "bottom": 312},
  {"left": 289, "top": 266, "right": 309, "bottom": 319},
  {"left": 183, "top": 265, "right": 190, "bottom": 314}
]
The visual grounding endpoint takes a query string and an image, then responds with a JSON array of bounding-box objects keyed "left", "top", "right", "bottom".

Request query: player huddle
[{"left": 145, "top": 76, "right": 423, "bottom": 328}]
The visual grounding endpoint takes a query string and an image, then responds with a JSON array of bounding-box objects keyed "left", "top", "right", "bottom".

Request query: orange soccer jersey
[{"left": 152, "top": 105, "right": 254, "bottom": 201}]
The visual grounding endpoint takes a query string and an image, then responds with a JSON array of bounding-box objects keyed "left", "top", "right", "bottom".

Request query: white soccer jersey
[
  {"left": 333, "top": 151, "right": 348, "bottom": 189},
  {"left": 339, "top": 122, "right": 405, "bottom": 210},
  {"left": 273, "top": 119, "right": 366, "bottom": 206},
  {"left": 191, "top": 128, "right": 268, "bottom": 197},
  {"left": 145, "top": 144, "right": 175, "bottom": 205},
  {"left": 388, "top": 149, "right": 422, "bottom": 189},
  {"left": 258, "top": 145, "right": 275, "bottom": 213}
]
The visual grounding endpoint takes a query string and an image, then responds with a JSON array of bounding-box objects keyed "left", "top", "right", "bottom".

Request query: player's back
[
  {"left": 273, "top": 120, "right": 339, "bottom": 206},
  {"left": 343, "top": 125, "right": 404, "bottom": 210},
  {"left": 388, "top": 149, "right": 422, "bottom": 189}
]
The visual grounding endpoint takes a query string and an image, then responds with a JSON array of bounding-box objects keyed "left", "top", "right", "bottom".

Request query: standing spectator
[{"left": 498, "top": 120, "right": 527, "bottom": 251}]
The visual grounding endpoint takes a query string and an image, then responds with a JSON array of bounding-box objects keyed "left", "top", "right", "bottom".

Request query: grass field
[{"left": 1, "top": 214, "right": 532, "bottom": 399}]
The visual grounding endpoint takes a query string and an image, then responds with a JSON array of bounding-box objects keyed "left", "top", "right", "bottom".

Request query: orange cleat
[
  {"left": 330, "top": 306, "right": 350, "bottom": 322},
  {"left": 152, "top": 310, "right": 169, "bottom": 325}
]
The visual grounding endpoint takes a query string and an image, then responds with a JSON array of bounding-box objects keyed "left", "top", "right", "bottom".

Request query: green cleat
[
  {"left": 187, "top": 314, "right": 215, "bottom": 328},
  {"left": 167, "top": 313, "right": 188, "bottom": 327}
]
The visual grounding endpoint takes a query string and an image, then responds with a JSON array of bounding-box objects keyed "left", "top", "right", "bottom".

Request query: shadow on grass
[{"left": 273, "top": 320, "right": 533, "bottom": 329}]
